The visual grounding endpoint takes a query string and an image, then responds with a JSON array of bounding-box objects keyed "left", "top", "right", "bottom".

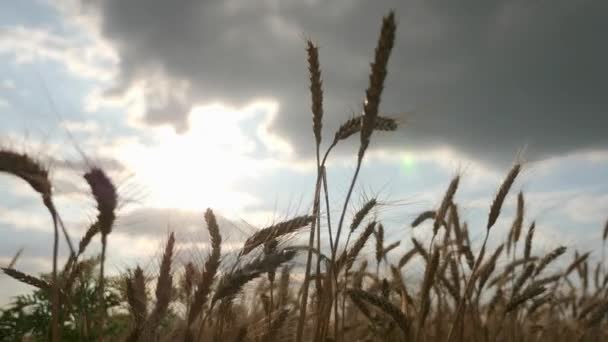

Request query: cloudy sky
[{"left": 1, "top": 0, "right": 607, "bottom": 304}]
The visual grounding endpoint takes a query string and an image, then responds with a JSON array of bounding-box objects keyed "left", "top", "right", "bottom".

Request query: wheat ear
[
  {"left": 434, "top": 176, "right": 460, "bottom": 236},
  {"left": 126, "top": 266, "right": 147, "bottom": 341},
  {"left": 535, "top": 246, "right": 567, "bottom": 276},
  {"left": 2, "top": 267, "right": 51, "bottom": 291},
  {"left": 347, "top": 288, "right": 410, "bottom": 337},
  {"left": 358, "top": 11, "right": 396, "bottom": 159},
  {"left": 0, "top": 150, "right": 63, "bottom": 340},
  {"left": 243, "top": 216, "right": 313, "bottom": 255},
  {"left": 187, "top": 209, "right": 222, "bottom": 341},
  {"left": 136, "top": 232, "right": 175, "bottom": 342},
  {"left": 487, "top": 163, "right": 521, "bottom": 229},
  {"left": 213, "top": 250, "right": 297, "bottom": 304}
]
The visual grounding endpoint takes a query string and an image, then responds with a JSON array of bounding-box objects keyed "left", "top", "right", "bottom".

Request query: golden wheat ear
[
  {"left": 153, "top": 232, "right": 176, "bottom": 318},
  {"left": 347, "top": 288, "right": 410, "bottom": 337},
  {"left": 184, "top": 209, "right": 222, "bottom": 341},
  {"left": 374, "top": 223, "right": 384, "bottom": 267},
  {"left": 2, "top": 267, "right": 52, "bottom": 291},
  {"left": 434, "top": 176, "right": 460, "bottom": 236},
  {"left": 505, "top": 284, "right": 546, "bottom": 313},
  {"left": 126, "top": 266, "right": 148, "bottom": 340},
  {"left": 306, "top": 40, "right": 323, "bottom": 147},
  {"left": 336, "top": 221, "right": 376, "bottom": 272},
  {"left": 84, "top": 167, "right": 117, "bottom": 236},
  {"left": 510, "top": 191, "right": 525, "bottom": 248},
  {"left": 83, "top": 166, "right": 117, "bottom": 337},
  {"left": 474, "top": 244, "right": 504, "bottom": 295},
  {"left": 411, "top": 210, "right": 435, "bottom": 228},
  {"left": 182, "top": 261, "right": 196, "bottom": 299},
  {"left": 0, "top": 149, "right": 66, "bottom": 341},
  {"left": 411, "top": 237, "right": 429, "bottom": 262},
  {"left": 381, "top": 241, "right": 400, "bottom": 260},
  {"left": 535, "top": 246, "right": 567, "bottom": 276},
  {"left": 242, "top": 215, "right": 314, "bottom": 255},
  {"left": 488, "top": 163, "right": 521, "bottom": 230},
  {"left": 333, "top": 115, "right": 398, "bottom": 145},
  {"left": 137, "top": 232, "right": 175, "bottom": 341},
  {"left": 0, "top": 150, "right": 52, "bottom": 198},
  {"left": 523, "top": 221, "right": 536, "bottom": 260},
  {"left": 358, "top": 10, "right": 397, "bottom": 160},
  {"left": 418, "top": 247, "right": 440, "bottom": 331},
  {"left": 187, "top": 208, "right": 222, "bottom": 332},
  {"left": 213, "top": 249, "right": 297, "bottom": 304},
  {"left": 564, "top": 252, "right": 590, "bottom": 277}
]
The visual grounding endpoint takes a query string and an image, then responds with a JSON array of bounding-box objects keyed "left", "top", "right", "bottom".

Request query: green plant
[{"left": 0, "top": 257, "right": 127, "bottom": 341}]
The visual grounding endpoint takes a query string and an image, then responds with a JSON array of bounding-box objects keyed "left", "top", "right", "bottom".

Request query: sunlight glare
[{"left": 115, "top": 102, "right": 282, "bottom": 214}]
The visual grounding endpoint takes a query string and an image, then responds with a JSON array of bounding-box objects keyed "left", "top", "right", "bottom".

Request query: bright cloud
[{"left": 0, "top": 26, "right": 117, "bottom": 81}]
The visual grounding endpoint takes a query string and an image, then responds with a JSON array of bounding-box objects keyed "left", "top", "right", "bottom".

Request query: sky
[{"left": 0, "top": 0, "right": 607, "bottom": 305}]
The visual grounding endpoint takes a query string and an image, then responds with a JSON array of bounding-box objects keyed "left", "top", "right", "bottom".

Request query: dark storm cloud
[{"left": 78, "top": 0, "right": 608, "bottom": 166}]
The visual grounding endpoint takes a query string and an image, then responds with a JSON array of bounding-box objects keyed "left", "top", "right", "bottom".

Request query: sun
[{"left": 113, "top": 102, "right": 280, "bottom": 214}]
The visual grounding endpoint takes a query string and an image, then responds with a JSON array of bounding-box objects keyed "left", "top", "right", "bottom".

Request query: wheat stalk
[
  {"left": 398, "top": 248, "right": 417, "bottom": 269},
  {"left": 350, "top": 199, "right": 377, "bottom": 233},
  {"left": 243, "top": 215, "right": 313, "bottom": 255},
  {"left": 564, "top": 252, "right": 590, "bottom": 277},
  {"left": 381, "top": 241, "right": 400, "bottom": 259},
  {"left": 126, "top": 266, "right": 147, "bottom": 341},
  {"left": 83, "top": 167, "right": 116, "bottom": 340},
  {"left": 358, "top": 11, "right": 396, "bottom": 159},
  {"left": 488, "top": 163, "right": 521, "bottom": 230},
  {"left": 347, "top": 288, "right": 410, "bottom": 337},
  {"left": 0, "top": 150, "right": 63, "bottom": 341},
  {"left": 475, "top": 244, "right": 505, "bottom": 295},
  {"left": 187, "top": 209, "right": 223, "bottom": 340},
  {"left": 374, "top": 223, "right": 384, "bottom": 269},
  {"left": 512, "top": 263, "right": 536, "bottom": 298},
  {"left": 507, "top": 191, "right": 524, "bottom": 255},
  {"left": 2, "top": 267, "right": 51, "bottom": 291},
  {"left": 333, "top": 115, "right": 398, "bottom": 143},
  {"left": 337, "top": 221, "right": 376, "bottom": 273},
  {"left": 505, "top": 285, "right": 546, "bottom": 313},
  {"left": 411, "top": 237, "right": 430, "bottom": 262},
  {"left": 418, "top": 247, "right": 440, "bottom": 332},
  {"left": 412, "top": 210, "right": 436, "bottom": 228},
  {"left": 135, "top": 233, "right": 175, "bottom": 342},
  {"left": 434, "top": 176, "right": 460, "bottom": 236},
  {"left": 488, "top": 257, "right": 536, "bottom": 288},
  {"left": 448, "top": 164, "right": 521, "bottom": 341},
  {"left": 524, "top": 221, "right": 536, "bottom": 260},
  {"left": 535, "top": 246, "right": 567, "bottom": 276},
  {"left": 213, "top": 250, "right": 297, "bottom": 304},
  {"left": 307, "top": 40, "right": 323, "bottom": 146}
]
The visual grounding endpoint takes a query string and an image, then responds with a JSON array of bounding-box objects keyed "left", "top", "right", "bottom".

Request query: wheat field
[{"left": 1, "top": 10, "right": 608, "bottom": 342}]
